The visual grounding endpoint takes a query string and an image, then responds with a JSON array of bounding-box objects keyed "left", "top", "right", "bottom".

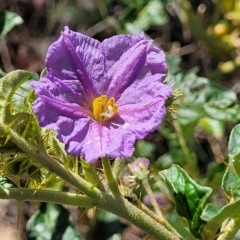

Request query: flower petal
[
  {"left": 32, "top": 73, "right": 83, "bottom": 104},
  {"left": 32, "top": 93, "right": 88, "bottom": 131},
  {"left": 32, "top": 27, "right": 172, "bottom": 164},
  {"left": 76, "top": 122, "right": 136, "bottom": 163},
  {"left": 60, "top": 120, "right": 135, "bottom": 163},
  {"left": 105, "top": 38, "right": 166, "bottom": 100},
  {"left": 116, "top": 81, "right": 172, "bottom": 138},
  {"left": 101, "top": 33, "right": 145, "bottom": 72},
  {"left": 46, "top": 26, "right": 106, "bottom": 100}
]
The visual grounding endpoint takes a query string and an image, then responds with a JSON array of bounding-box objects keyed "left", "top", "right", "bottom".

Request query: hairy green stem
[
  {"left": 141, "top": 179, "right": 181, "bottom": 237},
  {"left": 0, "top": 123, "right": 100, "bottom": 198},
  {"left": 142, "top": 179, "right": 163, "bottom": 220},
  {"left": 173, "top": 120, "right": 197, "bottom": 178},
  {"left": 136, "top": 199, "right": 182, "bottom": 238},
  {"left": 0, "top": 185, "right": 181, "bottom": 239},
  {"left": 102, "top": 156, "right": 120, "bottom": 196},
  {"left": 0, "top": 187, "right": 94, "bottom": 207},
  {"left": 112, "top": 157, "right": 123, "bottom": 180},
  {"left": 0, "top": 124, "right": 181, "bottom": 239},
  {"left": 96, "top": 193, "right": 182, "bottom": 240}
]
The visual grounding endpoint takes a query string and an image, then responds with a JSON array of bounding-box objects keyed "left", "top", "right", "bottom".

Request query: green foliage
[
  {"left": 0, "top": 10, "right": 23, "bottom": 37},
  {"left": 173, "top": 69, "right": 239, "bottom": 126},
  {"left": 160, "top": 164, "right": 212, "bottom": 238},
  {"left": 124, "top": 0, "right": 168, "bottom": 34},
  {"left": 134, "top": 139, "right": 156, "bottom": 160},
  {"left": 167, "top": 56, "right": 240, "bottom": 128},
  {"left": 0, "top": 71, "right": 47, "bottom": 187},
  {"left": 160, "top": 56, "right": 240, "bottom": 173},
  {"left": 27, "top": 203, "right": 84, "bottom": 240},
  {"left": 222, "top": 161, "right": 240, "bottom": 198},
  {"left": 201, "top": 200, "right": 240, "bottom": 239},
  {"left": 222, "top": 124, "right": 240, "bottom": 198},
  {"left": 0, "top": 175, "right": 16, "bottom": 188},
  {"left": 0, "top": 70, "right": 36, "bottom": 152},
  {"left": 0, "top": 70, "right": 32, "bottom": 121},
  {"left": 229, "top": 124, "right": 240, "bottom": 178},
  {"left": 200, "top": 123, "right": 240, "bottom": 238}
]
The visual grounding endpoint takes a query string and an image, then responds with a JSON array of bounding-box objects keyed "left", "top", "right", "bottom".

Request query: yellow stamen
[{"left": 92, "top": 95, "right": 118, "bottom": 121}]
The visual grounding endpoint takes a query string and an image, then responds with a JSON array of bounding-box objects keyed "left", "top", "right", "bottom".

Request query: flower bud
[{"left": 128, "top": 158, "right": 150, "bottom": 181}]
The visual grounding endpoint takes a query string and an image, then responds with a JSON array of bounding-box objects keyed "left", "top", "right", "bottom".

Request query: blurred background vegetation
[{"left": 1, "top": 0, "right": 240, "bottom": 239}]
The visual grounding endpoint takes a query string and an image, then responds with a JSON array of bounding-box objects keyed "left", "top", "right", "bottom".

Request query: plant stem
[
  {"left": 0, "top": 188, "right": 94, "bottom": 207},
  {"left": 102, "top": 156, "right": 120, "bottom": 196},
  {"left": 141, "top": 179, "right": 181, "bottom": 237},
  {"left": 173, "top": 120, "right": 197, "bottom": 178},
  {"left": 0, "top": 123, "right": 100, "bottom": 198},
  {"left": 142, "top": 179, "right": 163, "bottom": 220},
  {"left": 0, "top": 125, "right": 182, "bottom": 239},
  {"left": 112, "top": 157, "right": 123, "bottom": 180},
  {"left": 139, "top": 201, "right": 182, "bottom": 238},
  {"left": 97, "top": 193, "right": 182, "bottom": 240}
]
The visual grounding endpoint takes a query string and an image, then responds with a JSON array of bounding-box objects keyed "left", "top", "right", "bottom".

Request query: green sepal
[{"left": 160, "top": 164, "right": 212, "bottom": 238}]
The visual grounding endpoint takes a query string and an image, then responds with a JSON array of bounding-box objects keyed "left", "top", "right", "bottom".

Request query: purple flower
[{"left": 32, "top": 27, "right": 172, "bottom": 163}]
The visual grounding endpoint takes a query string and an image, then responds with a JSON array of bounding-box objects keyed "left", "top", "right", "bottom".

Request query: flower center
[{"left": 92, "top": 95, "right": 118, "bottom": 122}]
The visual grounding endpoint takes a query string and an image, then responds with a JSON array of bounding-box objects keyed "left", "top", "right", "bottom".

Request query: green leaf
[
  {"left": 134, "top": 140, "right": 156, "bottom": 160},
  {"left": 227, "top": 124, "right": 240, "bottom": 180},
  {"left": 222, "top": 124, "right": 240, "bottom": 198},
  {"left": 198, "top": 118, "right": 224, "bottom": 138},
  {"left": 0, "top": 70, "right": 32, "bottom": 122},
  {"left": 125, "top": 0, "right": 168, "bottom": 34},
  {"left": 173, "top": 70, "right": 240, "bottom": 125},
  {"left": 0, "top": 70, "right": 37, "bottom": 151},
  {"left": 160, "top": 164, "right": 212, "bottom": 238},
  {"left": 203, "top": 105, "right": 240, "bottom": 121},
  {"left": 27, "top": 203, "right": 84, "bottom": 240},
  {"left": 0, "top": 175, "right": 16, "bottom": 188},
  {"left": 0, "top": 11, "right": 23, "bottom": 37},
  {"left": 206, "top": 162, "right": 225, "bottom": 184},
  {"left": 222, "top": 157, "right": 240, "bottom": 198},
  {"left": 177, "top": 104, "right": 205, "bottom": 125},
  {"left": 201, "top": 203, "right": 221, "bottom": 222},
  {"left": 201, "top": 199, "right": 240, "bottom": 238},
  {"left": 228, "top": 124, "right": 240, "bottom": 156}
]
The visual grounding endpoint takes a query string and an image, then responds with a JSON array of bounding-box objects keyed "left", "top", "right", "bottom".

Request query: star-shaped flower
[{"left": 32, "top": 27, "right": 172, "bottom": 163}]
